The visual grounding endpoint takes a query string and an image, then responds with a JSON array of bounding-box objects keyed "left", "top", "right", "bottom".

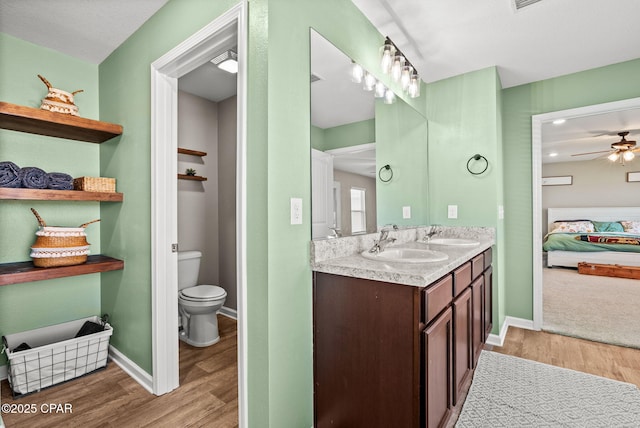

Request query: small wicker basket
[
  {"left": 74, "top": 177, "right": 116, "bottom": 193},
  {"left": 29, "top": 208, "right": 100, "bottom": 268}
]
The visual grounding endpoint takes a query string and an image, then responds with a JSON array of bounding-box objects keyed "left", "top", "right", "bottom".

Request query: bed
[{"left": 544, "top": 207, "right": 640, "bottom": 268}]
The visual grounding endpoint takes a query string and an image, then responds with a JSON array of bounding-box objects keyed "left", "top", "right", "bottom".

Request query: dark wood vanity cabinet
[{"left": 313, "top": 247, "right": 493, "bottom": 428}]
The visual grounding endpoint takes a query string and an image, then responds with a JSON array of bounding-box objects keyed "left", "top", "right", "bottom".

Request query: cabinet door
[
  {"left": 424, "top": 306, "right": 453, "bottom": 428},
  {"left": 471, "top": 276, "right": 484, "bottom": 367},
  {"left": 484, "top": 266, "right": 493, "bottom": 340},
  {"left": 452, "top": 288, "right": 472, "bottom": 405}
]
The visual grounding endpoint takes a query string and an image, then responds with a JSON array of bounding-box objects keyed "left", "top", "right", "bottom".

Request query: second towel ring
[
  {"left": 378, "top": 164, "right": 393, "bottom": 182},
  {"left": 466, "top": 154, "right": 488, "bottom": 175}
]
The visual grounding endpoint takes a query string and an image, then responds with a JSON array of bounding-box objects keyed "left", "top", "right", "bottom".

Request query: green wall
[
  {"left": 97, "top": 0, "right": 413, "bottom": 426},
  {"left": 502, "top": 57, "right": 640, "bottom": 320},
  {"left": 425, "top": 67, "right": 504, "bottom": 331},
  {"left": 376, "top": 98, "right": 429, "bottom": 227},
  {"left": 311, "top": 118, "right": 374, "bottom": 151},
  {"left": 0, "top": 33, "right": 101, "bottom": 365},
  {"left": 97, "top": 0, "right": 239, "bottom": 385}
]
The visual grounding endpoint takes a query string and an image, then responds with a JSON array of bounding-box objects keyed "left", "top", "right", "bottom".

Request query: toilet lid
[{"left": 180, "top": 285, "right": 226, "bottom": 300}]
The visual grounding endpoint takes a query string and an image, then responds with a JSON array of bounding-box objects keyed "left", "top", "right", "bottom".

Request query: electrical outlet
[
  {"left": 447, "top": 205, "right": 458, "bottom": 219},
  {"left": 290, "top": 198, "right": 302, "bottom": 225},
  {"left": 402, "top": 206, "right": 411, "bottom": 219}
]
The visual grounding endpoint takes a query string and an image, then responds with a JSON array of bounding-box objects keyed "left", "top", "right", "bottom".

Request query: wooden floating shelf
[
  {"left": 178, "top": 147, "right": 207, "bottom": 157},
  {"left": 0, "top": 255, "right": 125, "bottom": 286},
  {"left": 0, "top": 187, "right": 123, "bottom": 202},
  {"left": 0, "top": 101, "right": 122, "bottom": 143},
  {"left": 178, "top": 174, "right": 207, "bottom": 181}
]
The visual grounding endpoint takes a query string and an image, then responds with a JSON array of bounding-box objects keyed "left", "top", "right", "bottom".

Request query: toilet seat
[{"left": 180, "top": 285, "right": 226, "bottom": 301}]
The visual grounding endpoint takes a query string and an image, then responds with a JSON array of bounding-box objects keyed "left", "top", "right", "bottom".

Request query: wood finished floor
[
  {"left": 1, "top": 316, "right": 238, "bottom": 428},
  {"left": 493, "top": 327, "right": 640, "bottom": 388},
  {"left": 3, "top": 321, "right": 640, "bottom": 428}
]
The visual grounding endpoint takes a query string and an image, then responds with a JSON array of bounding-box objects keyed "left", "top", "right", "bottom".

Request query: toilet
[{"left": 177, "top": 250, "right": 227, "bottom": 347}]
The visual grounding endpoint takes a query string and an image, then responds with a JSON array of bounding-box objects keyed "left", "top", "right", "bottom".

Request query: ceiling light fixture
[
  {"left": 380, "top": 37, "right": 421, "bottom": 99},
  {"left": 211, "top": 50, "right": 238, "bottom": 74},
  {"left": 552, "top": 119, "right": 566, "bottom": 125}
]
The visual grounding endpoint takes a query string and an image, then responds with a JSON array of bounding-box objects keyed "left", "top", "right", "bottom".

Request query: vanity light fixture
[
  {"left": 351, "top": 61, "right": 364, "bottom": 83},
  {"left": 380, "top": 37, "right": 421, "bottom": 99},
  {"left": 350, "top": 62, "right": 395, "bottom": 103},
  {"left": 211, "top": 50, "right": 238, "bottom": 74},
  {"left": 363, "top": 71, "right": 377, "bottom": 91},
  {"left": 374, "top": 81, "right": 386, "bottom": 98}
]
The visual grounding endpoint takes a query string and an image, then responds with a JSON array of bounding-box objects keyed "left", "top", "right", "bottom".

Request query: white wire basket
[{"left": 2, "top": 315, "right": 112, "bottom": 397}]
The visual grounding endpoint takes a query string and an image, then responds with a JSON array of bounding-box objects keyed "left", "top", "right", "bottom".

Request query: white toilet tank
[{"left": 177, "top": 250, "right": 202, "bottom": 290}]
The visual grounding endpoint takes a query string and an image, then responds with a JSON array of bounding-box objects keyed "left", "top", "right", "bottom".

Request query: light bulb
[
  {"left": 391, "top": 55, "right": 404, "bottom": 82},
  {"left": 380, "top": 42, "right": 395, "bottom": 74},
  {"left": 623, "top": 151, "right": 635, "bottom": 161},
  {"left": 401, "top": 65, "right": 413, "bottom": 91},
  {"left": 363, "top": 72, "right": 376, "bottom": 91},
  {"left": 608, "top": 152, "right": 620, "bottom": 162},
  {"left": 384, "top": 88, "right": 396, "bottom": 104},
  {"left": 408, "top": 74, "right": 421, "bottom": 98},
  {"left": 351, "top": 62, "right": 364, "bottom": 84},
  {"left": 375, "top": 81, "right": 386, "bottom": 98}
]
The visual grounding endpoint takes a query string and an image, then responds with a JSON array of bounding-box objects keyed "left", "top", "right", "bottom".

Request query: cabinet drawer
[
  {"left": 453, "top": 262, "right": 471, "bottom": 297},
  {"left": 483, "top": 247, "right": 492, "bottom": 270},
  {"left": 471, "top": 254, "right": 484, "bottom": 279},
  {"left": 424, "top": 275, "right": 453, "bottom": 324}
]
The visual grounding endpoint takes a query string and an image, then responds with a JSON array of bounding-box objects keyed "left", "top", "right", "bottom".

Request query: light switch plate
[
  {"left": 447, "top": 205, "right": 458, "bottom": 219},
  {"left": 290, "top": 198, "right": 302, "bottom": 225},
  {"left": 402, "top": 206, "right": 411, "bottom": 219},
  {"left": 498, "top": 205, "right": 504, "bottom": 219}
]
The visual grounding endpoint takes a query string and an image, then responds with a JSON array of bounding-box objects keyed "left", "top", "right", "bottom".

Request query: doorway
[
  {"left": 531, "top": 96, "right": 640, "bottom": 331},
  {"left": 150, "top": 3, "right": 248, "bottom": 427}
]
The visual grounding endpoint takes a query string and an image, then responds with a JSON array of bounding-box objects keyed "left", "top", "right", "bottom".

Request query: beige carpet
[{"left": 543, "top": 267, "right": 640, "bottom": 349}]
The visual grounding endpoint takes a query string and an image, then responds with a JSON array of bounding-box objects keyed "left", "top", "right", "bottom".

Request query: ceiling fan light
[
  {"left": 623, "top": 151, "right": 635, "bottom": 161},
  {"left": 608, "top": 152, "right": 620, "bottom": 162}
]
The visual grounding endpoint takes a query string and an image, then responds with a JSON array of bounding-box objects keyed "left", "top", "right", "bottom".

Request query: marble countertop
[{"left": 311, "top": 226, "right": 495, "bottom": 287}]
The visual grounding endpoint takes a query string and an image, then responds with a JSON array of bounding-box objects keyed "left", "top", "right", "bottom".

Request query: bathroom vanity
[{"left": 311, "top": 227, "right": 494, "bottom": 428}]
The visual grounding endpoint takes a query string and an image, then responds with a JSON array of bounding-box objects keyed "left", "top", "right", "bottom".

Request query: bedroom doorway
[{"left": 531, "top": 97, "right": 640, "bottom": 343}]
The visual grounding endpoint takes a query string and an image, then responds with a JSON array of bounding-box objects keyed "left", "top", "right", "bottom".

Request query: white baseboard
[
  {"left": 0, "top": 364, "right": 6, "bottom": 381},
  {"left": 486, "top": 316, "right": 536, "bottom": 347},
  {"left": 219, "top": 306, "right": 238, "bottom": 320},
  {"left": 109, "top": 345, "right": 153, "bottom": 394}
]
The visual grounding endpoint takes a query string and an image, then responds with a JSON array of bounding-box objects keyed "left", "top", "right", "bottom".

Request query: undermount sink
[
  {"left": 427, "top": 238, "right": 480, "bottom": 247},
  {"left": 361, "top": 248, "right": 449, "bottom": 263}
]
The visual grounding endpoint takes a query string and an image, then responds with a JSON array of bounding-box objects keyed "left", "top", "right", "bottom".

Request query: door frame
[
  {"left": 530, "top": 96, "right": 640, "bottom": 330},
  {"left": 150, "top": 2, "right": 248, "bottom": 426}
]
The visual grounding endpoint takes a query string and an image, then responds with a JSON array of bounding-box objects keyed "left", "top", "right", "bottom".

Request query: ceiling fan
[{"left": 572, "top": 131, "right": 640, "bottom": 164}]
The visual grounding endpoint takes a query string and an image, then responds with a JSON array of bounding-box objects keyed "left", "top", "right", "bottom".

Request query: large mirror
[{"left": 310, "top": 29, "right": 429, "bottom": 240}]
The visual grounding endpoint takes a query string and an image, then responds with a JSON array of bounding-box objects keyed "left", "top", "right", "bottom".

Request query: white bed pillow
[
  {"left": 550, "top": 221, "right": 595, "bottom": 233},
  {"left": 620, "top": 221, "right": 640, "bottom": 234}
]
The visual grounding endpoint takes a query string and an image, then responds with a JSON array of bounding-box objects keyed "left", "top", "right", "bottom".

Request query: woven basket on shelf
[
  {"left": 73, "top": 176, "right": 116, "bottom": 193},
  {"left": 29, "top": 208, "right": 100, "bottom": 268}
]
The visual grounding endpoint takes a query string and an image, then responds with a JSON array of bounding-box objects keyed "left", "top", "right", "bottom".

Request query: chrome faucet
[
  {"left": 369, "top": 227, "right": 397, "bottom": 254},
  {"left": 424, "top": 225, "right": 441, "bottom": 242}
]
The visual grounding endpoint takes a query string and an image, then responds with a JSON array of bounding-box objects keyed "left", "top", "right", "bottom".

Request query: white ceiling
[
  {"left": 351, "top": 0, "right": 640, "bottom": 89},
  {"left": 0, "top": 0, "right": 170, "bottom": 64},
  {"left": 3, "top": 0, "right": 640, "bottom": 165},
  {"left": 541, "top": 109, "right": 640, "bottom": 164}
]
